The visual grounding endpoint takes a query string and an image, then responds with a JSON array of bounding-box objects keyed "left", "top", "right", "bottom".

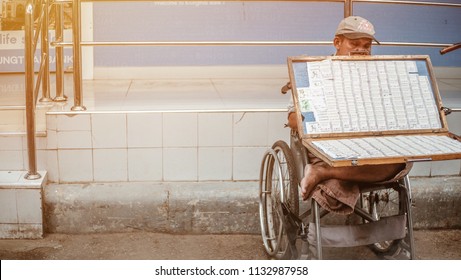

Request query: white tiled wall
[
  {"left": 0, "top": 136, "right": 23, "bottom": 150},
  {"left": 0, "top": 110, "right": 24, "bottom": 132},
  {"left": 430, "top": 160, "right": 461, "bottom": 176},
  {"left": 163, "top": 113, "right": 198, "bottom": 147},
  {"left": 58, "top": 149, "right": 93, "bottom": 182},
  {"left": 0, "top": 189, "right": 17, "bottom": 223},
  {"left": 94, "top": 149, "right": 128, "bottom": 182},
  {"left": 127, "top": 113, "right": 163, "bottom": 147},
  {"left": 16, "top": 189, "right": 43, "bottom": 223},
  {"left": 57, "top": 131, "right": 92, "bottom": 149},
  {"left": 198, "top": 147, "right": 233, "bottom": 180},
  {"left": 1, "top": 110, "right": 460, "bottom": 183},
  {"left": 92, "top": 114, "right": 127, "bottom": 148},
  {"left": 198, "top": 113, "right": 233, "bottom": 147},
  {"left": 164, "top": 147, "right": 198, "bottom": 181},
  {"left": 234, "top": 147, "right": 268, "bottom": 181},
  {"left": 1, "top": 136, "right": 24, "bottom": 170},
  {"left": 57, "top": 114, "right": 91, "bottom": 131},
  {"left": 0, "top": 111, "right": 290, "bottom": 183},
  {"left": 128, "top": 148, "right": 163, "bottom": 181},
  {"left": 0, "top": 150, "right": 24, "bottom": 170},
  {"left": 0, "top": 187, "right": 43, "bottom": 239}
]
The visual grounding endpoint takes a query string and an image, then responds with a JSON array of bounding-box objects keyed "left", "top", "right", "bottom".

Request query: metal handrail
[
  {"left": 39, "top": 0, "right": 52, "bottom": 103},
  {"left": 71, "top": 0, "right": 85, "bottom": 111},
  {"left": 54, "top": 3, "right": 67, "bottom": 102},
  {"left": 440, "top": 42, "right": 461, "bottom": 55},
  {"left": 60, "top": 0, "right": 460, "bottom": 112},
  {"left": 24, "top": 0, "right": 43, "bottom": 180},
  {"left": 52, "top": 40, "right": 454, "bottom": 48}
]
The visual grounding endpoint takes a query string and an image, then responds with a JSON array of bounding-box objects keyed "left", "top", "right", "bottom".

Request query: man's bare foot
[{"left": 300, "top": 164, "right": 323, "bottom": 200}]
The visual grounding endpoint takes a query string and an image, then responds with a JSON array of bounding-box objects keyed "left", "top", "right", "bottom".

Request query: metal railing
[
  {"left": 54, "top": 2, "right": 68, "bottom": 102},
  {"left": 23, "top": 0, "right": 461, "bottom": 179},
  {"left": 55, "top": 0, "right": 461, "bottom": 112},
  {"left": 24, "top": 0, "right": 49, "bottom": 180}
]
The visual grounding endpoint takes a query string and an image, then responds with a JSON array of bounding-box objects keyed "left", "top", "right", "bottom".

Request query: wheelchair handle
[
  {"left": 442, "top": 106, "right": 461, "bottom": 115},
  {"left": 440, "top": 42, "right": 461, "bottom": 55},
  {"left": 281, "top": 82, "right": 292, "bottom": 94}
]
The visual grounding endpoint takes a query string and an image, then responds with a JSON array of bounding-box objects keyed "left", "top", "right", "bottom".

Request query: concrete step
[
  {"left": 42, "top": 176, "right": 461, "bottom": 235},
  {"left": 0, "top": 170, "right": 47, "bottom": 239}
]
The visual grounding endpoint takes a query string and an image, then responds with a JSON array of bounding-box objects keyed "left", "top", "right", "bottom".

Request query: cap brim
[{"left": 342, "top": 32, "right": 381, "bottom": 45}]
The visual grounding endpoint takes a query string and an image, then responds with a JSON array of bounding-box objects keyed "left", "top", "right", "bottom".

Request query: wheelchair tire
[
  {"left": 259, "top": 141, "right": 299, "bottom": 259},
  {"left": 272, "top": 140, "right": 299, "bottom": 217}
]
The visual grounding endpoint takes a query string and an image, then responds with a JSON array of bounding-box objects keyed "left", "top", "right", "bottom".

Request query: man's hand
[{"left": 287, "top": 112, "right": 298, "bottom": 131}]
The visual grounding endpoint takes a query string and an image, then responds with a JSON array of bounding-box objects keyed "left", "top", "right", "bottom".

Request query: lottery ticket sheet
[{"left": 288, "top": 55, "right": 461, "bottom": 166}]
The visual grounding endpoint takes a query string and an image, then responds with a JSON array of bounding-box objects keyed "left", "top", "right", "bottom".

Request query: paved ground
[{"left": 1, "top": 229, "right": 460, "bottom": 260}]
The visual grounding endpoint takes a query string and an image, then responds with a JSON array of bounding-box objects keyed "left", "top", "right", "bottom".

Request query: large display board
[{"left": 288, "top": 55, "right": 461, "bottom": 166}]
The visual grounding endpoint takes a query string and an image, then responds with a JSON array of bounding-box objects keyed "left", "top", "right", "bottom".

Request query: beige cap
[{"left": 335, "top": 16, "right": 380, "bottom": 44}]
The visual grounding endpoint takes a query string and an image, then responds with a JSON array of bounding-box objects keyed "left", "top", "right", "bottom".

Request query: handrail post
[
  {"left": 39, "top": 0, "right": 52, "bottom": 103},
  {"left": 71, "top": 0, "right": 86, "bottom": 111},
  {"left": 345, "top": 0, "right": 353, "bottom": 17},
  {"left": 25, "top": 1, "right": 41, "bottom": 180},
  {"left": 54, "top": 2, "right": 67, "bottom": 102}
]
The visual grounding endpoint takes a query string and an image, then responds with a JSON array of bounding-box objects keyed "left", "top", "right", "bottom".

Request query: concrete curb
[
  {"left": 409, "top": 177, "right": 461, "bottom": 229},
  {"left": 43, "top": 176, "right": 461, "bottom": 234},
  {"left": 44, "top": 182, "right": 260, "bottom": 234}
]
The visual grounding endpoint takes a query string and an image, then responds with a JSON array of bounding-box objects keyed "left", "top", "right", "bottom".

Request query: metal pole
[
  {"left": 53, "top": 40, "right": 334, "bottom": 47},
  {"left": 51, "top": 40, "right": 452, "bottom": 48},
  {"left": 345, "top": 0, "right": 353, "bottom": 17},
  {"left": 39, "top": 0, "right": 52, "bottom": 103},
  {"left": 54, "top": 2, "right": 67, "bottom": 102},
  {"left": 24, "top": 1, "right": 41, "bottom": 180},
  {"left": 403, "top": 175, "right": 416, "bottom": 260},
  {"left": 313, "top": 200, "right": 323, "bottom": 260},
  {"left": 71, "top": 0, "right": 86, "bottom": 111}
]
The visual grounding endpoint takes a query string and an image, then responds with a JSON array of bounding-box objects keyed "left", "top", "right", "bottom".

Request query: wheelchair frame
[{"left": 259, "top": 131, "right": 416, "bottom": 260}]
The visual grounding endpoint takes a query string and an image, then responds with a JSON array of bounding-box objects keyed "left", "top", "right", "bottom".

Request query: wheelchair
[{"left": 258, "top": 87, "right": 416, "bottom": 260}]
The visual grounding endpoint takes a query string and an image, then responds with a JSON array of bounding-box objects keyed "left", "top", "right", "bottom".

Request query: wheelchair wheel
[
  {"left": 259, "top": 141, "right": 299, "bottom": 259},
  {"left": 272, "top": 141, "right": 299, "bottom": 217},
  {"left": 362, "top": 178, "right": 413, "bottom": 259}
]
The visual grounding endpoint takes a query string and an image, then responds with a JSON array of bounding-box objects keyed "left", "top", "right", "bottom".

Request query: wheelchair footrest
[{"left": 308, "top": 215, "right": 407, "bottom": 248}]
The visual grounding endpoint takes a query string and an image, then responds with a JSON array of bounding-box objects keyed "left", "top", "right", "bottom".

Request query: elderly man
[{"left": 288, "top": 16, "right": 412, "bottom": 214}]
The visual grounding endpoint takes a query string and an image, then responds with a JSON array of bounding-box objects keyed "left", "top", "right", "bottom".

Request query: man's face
[{"left": 334, "top": 36, "right": 372, "bottom": 56}]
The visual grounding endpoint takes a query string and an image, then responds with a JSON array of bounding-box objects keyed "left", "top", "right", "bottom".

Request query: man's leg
[{"left": 300, "top": 163, "right": 406, "bottom": 200}]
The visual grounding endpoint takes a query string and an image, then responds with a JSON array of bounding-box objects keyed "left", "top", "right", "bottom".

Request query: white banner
[
  {"left": 2, "top": 260, "right": 460, "bottom": 280},
  {"left": 0, "top": 0, "right": 73, "bottom": 72}
]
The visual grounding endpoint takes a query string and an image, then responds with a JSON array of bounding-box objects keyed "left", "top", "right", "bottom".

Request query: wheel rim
[{"left": 259, "top": 149, "right": 287, "bottom": 256}]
